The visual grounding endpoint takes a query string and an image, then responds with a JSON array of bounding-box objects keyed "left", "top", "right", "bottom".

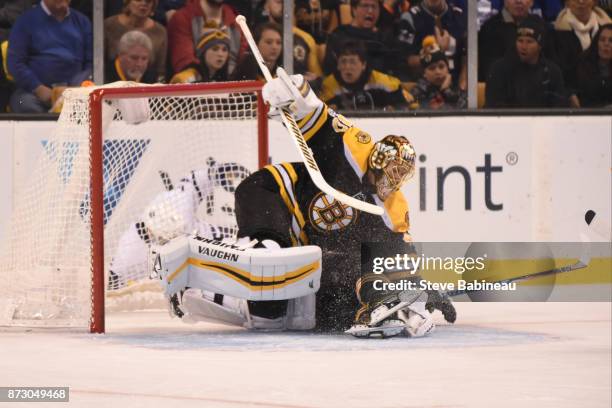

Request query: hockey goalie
[{"left": 153, "top": 71, "right": 456, "bottom": 338}]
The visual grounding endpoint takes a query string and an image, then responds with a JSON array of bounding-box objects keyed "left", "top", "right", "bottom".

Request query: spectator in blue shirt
[{"left": 7, "top": 0, "right": 92, "bottom": 113}]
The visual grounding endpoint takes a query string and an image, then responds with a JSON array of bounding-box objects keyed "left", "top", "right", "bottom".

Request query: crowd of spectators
[{"left": 0, "top": 0, "right": 610, "bottom": 113}]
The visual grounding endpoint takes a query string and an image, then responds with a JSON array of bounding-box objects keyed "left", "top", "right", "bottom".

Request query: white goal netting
[{"left": 0, "top": 82, "right": 265, "bottom": 330}]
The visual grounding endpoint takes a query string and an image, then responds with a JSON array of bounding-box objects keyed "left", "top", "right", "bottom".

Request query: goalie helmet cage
[{"left": 0, "top": 81, "right": 268, "bottom": 334}]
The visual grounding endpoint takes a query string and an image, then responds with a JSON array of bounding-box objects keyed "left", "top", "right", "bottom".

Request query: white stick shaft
[{"left": 235, "top": 16, "right": 384, "bottom": 216}]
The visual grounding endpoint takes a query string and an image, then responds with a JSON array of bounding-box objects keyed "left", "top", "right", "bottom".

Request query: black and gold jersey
[
  {"left": 319, "top": 70, "right": 412, "bottom": 110},
  {"left": 234, "top": 104, "right": 413, "bottom": 330},
  {"left": 293, "top": 27, "right": 323, "bottom": 77},
  {"left": 235, "top": 104, "right": 410, "bottom": 250}
]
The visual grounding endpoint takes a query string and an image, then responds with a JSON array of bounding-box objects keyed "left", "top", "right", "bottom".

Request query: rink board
[{"left": 1, "top": 115, "right": 609, "bottom": 244}]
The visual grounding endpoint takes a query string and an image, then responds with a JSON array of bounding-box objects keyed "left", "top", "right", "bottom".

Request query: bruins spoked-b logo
[{"left": 309, "top": 192, "right": 357, "bottom": 232}]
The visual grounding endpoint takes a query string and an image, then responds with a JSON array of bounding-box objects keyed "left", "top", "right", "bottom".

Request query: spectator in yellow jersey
[{"left": 319, "top": 41, "right": 413, "bottom": 110}]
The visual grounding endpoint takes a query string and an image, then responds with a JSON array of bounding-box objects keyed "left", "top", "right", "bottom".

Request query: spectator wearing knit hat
[
  {"left": 167, "top": 0, "right": 246, "bottom": 79},
  {"left": 408, "top": 36, "right": 466, "bottom": 110},
  {"left": 485, "top": 15, "right": 568, "bottom": 107},
  {"left": 105, "top": 30, "right": 157, "bottom": 83},
  {"left": 170, "top": 27, "right": 230, "bottom": 82},
  {"left": 104, "top": 0, "right": 168, "bottom": 82},
  {"left": 478, "top": 0, "right": 557, "bottom": 81}
]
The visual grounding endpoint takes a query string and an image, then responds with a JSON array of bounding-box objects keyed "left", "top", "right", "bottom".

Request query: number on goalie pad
[{"left": 154, "top": 235, "right": 322, "bottom": 301}]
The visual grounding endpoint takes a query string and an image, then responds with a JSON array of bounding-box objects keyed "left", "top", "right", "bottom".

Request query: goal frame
[{"left": 88, "top": 81, "right": 268, "bottom": 333}]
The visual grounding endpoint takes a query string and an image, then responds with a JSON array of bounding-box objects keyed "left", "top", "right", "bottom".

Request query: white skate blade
[{"left": 345, "top": 320, "right": 406, "bottom": 338}]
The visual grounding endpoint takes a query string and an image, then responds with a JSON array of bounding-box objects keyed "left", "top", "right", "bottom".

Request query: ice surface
[{"left": 1, "top": 302, "right": 610, "bottom": 408}]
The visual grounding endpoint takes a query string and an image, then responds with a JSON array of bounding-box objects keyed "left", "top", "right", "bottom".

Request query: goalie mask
[{"left": 368, "top": 135, "right": 416, "bottom": 201}]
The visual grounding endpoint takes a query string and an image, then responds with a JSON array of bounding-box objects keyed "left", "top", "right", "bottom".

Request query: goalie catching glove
[{"left": 262, "top": 67, "right": 323, "bottom": 121}]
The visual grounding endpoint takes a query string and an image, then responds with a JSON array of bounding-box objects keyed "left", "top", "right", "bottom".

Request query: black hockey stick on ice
[
  {"left": 445, "top": 210, "right": 596, "bottom": 298},
  {"left": 353, "top": 212, "right": 596, "bottom": 332}
]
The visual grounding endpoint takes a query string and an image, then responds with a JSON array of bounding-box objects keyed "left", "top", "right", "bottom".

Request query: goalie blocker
[{"left": 152, "top": 235, "right": 322, "bottom": 329}]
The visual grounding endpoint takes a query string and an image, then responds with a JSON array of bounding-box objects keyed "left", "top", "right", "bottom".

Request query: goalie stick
[
  {"left": 235, "top": 15, "right": 384, "bottom": 216},
  {"left": 445, "top": 242, "right": 591, "bottom": 297},
  {"left": 366, "top": 211, "right": 596, "bottom": 327}
]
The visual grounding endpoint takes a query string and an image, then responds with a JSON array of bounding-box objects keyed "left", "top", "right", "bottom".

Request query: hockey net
[{"left": 0, "top": 81, "right": 267, "bottom": 333}]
